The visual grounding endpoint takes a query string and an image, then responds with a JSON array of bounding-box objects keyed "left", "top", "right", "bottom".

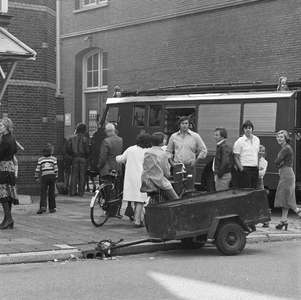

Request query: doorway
[{"left": 85, "top": 92, "right": 107, "bottom": 136}]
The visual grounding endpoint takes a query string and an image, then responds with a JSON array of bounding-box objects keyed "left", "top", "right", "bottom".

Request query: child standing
[
  {"left": 257, "top": 145, "right": 268, "bottom": 189},
  {"left": 257, "top": 144, "right": 269, "bottom": 227},
  {"left": 35, "top": 144, "right": 58, "bottom": 214}
]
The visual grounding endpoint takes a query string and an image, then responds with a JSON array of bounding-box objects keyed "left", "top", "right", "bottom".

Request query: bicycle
[
  {"left": 90, "top": 170, "right": 123, "bottom": 227},
  {"left": 147, "top": 162, "right": 200, "bottom": 205}
]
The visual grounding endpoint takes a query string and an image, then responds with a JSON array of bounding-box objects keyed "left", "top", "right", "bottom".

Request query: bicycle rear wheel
[{"left": 90, "top": 189, "right": 110, "bottom": 227}]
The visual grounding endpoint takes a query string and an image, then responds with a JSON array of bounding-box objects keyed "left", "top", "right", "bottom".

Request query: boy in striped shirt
[{"left": 35, "top": 144, "right": 58, "bottom": 214}]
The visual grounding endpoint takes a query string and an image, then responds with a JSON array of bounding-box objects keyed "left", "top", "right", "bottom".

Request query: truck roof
[{"left": 107, "top": 91, "right": 296, "bottom": 105}]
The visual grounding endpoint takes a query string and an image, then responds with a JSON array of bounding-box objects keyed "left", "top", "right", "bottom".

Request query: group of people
[
  {"left": 1, "top": 114, "right": 301, "bottom": 231},
  {"left": 33, "top": 123, "right": 91, "bottom": 216},
  {"left": 96, "top": 116, "right": 208, "bottom": 227},
  {"left": 100, "top": 116, "right": 301, "bottom": 230},
  {"left": 62, "top": 123, "right": 96, "bottom": 198},
  {"left": 210, "top": 120, "right": 301, "bottom": 229}
]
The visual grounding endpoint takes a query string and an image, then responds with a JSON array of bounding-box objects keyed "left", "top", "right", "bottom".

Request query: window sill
[
  {"left": 73, "top": 1, "right": 109, "bottom": 14},
  {"left": 84, "top": 86, "right": 108, "bottom": 93}
]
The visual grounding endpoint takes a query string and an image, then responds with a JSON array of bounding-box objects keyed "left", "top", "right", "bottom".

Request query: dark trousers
[
  {"left": 63, "top": 156, "right": 72, "bottom": 189},
  {"left": 40, "top": 174, "right": 56, "bottom": 209},
  {"left": 70, "top": 157, "right": 87, "bottom": 196},
  {"left": 237, "top": 167, "right": 259, "bottom": 189}
]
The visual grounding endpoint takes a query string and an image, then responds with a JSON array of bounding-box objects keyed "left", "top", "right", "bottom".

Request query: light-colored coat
[{"left": 116, "top": 145, "right": 148, "bottom": 203}]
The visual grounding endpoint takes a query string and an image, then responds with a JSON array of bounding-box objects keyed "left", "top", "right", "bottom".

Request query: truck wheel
[
  {"left": 180, "top": 236, "right": 207, "bottom": 249},
  {"left": 215, "top": 222, "right": 246, "bottom": 255}
]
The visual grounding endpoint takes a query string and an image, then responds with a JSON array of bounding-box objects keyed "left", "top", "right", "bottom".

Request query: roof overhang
[
  {"left": 0, "top": 26, "right": 36, "bottom": 62},
  {"left": 0, "top": 26, "right": 36, "bottom": 103}
]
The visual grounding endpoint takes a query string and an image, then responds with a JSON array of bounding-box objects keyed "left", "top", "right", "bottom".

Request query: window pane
[
  {"left": 75, "top": 0, "right": 80, "bottom": 10},
  {"left": 148, "top": 105, "right": 161, "bottom": 127},
  {"left": 84, "top": 0, "right": 96, "bottom": 5},
  {"left": 102, "top": 69, "right": 107, "bottom": 86},
  {"left": 87, "top": 72, "right": 92, "bottom": 87},
  {"left": 87, "top": 56, "right": 92, "bottom": 71},
  {"left": 243, "top": 103, "right": 277, "bottom": 133},
  {"left": 102, "top": 52, "right": 108, "bottom": 69},
  {"left": 93, "top": 71, "right": 98, "bottom": 87},
  {"left": 93, "top": 53, "right": 98, "bottom": 70},
  {"left": 133, "top": 106, "right": 145, "bottom": 127},
  {"left": 198, "top": 104, "right": 241, "bottom": 150},
  {"left": 164, "top": 106, "right": 196, "bottom": 136}
]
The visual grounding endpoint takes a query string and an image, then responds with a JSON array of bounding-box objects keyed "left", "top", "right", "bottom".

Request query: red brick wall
[
  {"left": 60, "top": 0, "right": 301, "bottom": 100},
  {"left": 59, "top": 0, "right": 301, "bottom": 185},
  {"left": 0, "top": 0, "right": 62, "bottom": 195}
]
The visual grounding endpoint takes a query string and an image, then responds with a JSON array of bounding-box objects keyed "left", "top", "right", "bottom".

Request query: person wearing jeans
[
  {"left": 35, "top": 144, "right": 58, "bottom": 214},
  {"left": 68, "top": 123, "right": 90, "bottom": 197}
]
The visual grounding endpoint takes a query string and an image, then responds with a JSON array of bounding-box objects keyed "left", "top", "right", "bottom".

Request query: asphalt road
[{"left": 1, "top": 240, "right": 301, "bottom": 300}]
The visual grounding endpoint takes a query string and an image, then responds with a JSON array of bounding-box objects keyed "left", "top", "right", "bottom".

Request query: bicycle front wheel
[{"left": 90, "top": 189, "right": 110, "bottom": 227}]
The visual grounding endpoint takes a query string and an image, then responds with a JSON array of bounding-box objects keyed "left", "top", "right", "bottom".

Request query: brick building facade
[
  {"left": 1, "top": 0, "right": 299, "bottom": 195},
  {"left": 1, "top": 0, "right": 62, "bottom": 195},
  {"left": 59, "top": 0, "right": 301, "bottom": 139}
]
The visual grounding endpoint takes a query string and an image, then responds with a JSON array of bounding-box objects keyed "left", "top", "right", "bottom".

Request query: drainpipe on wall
[{"left": 56, "top": 0, "right": 61, "bottom": 97}]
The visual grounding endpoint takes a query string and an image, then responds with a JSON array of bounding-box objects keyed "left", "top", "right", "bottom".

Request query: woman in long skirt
[
  {"left": 0, "top": 117, "right": 18, "bottom": 229},
  {"left": 274, "top": 130, "right": 301, "bottom": 230}
]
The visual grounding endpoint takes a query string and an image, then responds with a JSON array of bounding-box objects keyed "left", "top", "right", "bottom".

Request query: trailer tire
[{"left": 215, "top": 221, "right": 246, "bottom": 255}]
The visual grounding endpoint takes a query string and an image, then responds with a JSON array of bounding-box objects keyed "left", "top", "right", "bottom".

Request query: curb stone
[
  {"left": 247, "top": 233, "right": 301, "bottom": 243},
  {"left": 1, "top": 234, "right": 301, "bottom": 264},
  {"left": 0, "top": 249, "right": 83, "bottom": 265}
]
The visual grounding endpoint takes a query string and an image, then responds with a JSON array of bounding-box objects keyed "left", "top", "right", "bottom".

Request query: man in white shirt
[{"left": 233, "top": 120, "right": 260, "bottom": 189}]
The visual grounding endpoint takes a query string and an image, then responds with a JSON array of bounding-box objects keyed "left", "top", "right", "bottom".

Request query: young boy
[{"left": 35, "top": 143, "right": 58, "bottom": 214}]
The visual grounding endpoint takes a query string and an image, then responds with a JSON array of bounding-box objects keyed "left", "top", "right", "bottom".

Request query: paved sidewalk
[{"left": 0, "top": 193, "right": 300, "bottom": 264}]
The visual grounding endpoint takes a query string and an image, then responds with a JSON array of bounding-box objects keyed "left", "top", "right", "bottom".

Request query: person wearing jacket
[
  {"left": 68, "top": 123, "right": 90, "bottom": 197},
  {"left": 99, "top": 123, "right": 123, "bottom": 200},
  {"left": 213, "top": 127, "right": 233, "bottom": 191},
  {"left": 141, "top": 132, "right": 178, "bottom": 201}
]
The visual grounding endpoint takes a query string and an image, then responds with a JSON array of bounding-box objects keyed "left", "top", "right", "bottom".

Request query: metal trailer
[{"left": 144, "top": 188, "right": 271, "bottom": 255}]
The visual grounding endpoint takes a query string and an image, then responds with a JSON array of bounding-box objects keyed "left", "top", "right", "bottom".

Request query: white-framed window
[
  {"left": 0, "top": 0, "right": 8, "bottom": 13},
  {"left": 83, "top": 0, "right": 96, "bottom": 7},
  {"left": 74, "top": 0, "right": 108, "bottom": 12},
  {"left": 84, "top": 50, "right": 107, "bottom": 90}
]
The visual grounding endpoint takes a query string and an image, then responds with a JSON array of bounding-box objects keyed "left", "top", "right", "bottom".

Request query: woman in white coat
[{"left": 116, "top": 133, "right": 151, "bottom": 227}]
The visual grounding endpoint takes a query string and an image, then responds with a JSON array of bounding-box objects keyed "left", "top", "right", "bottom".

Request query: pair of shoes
[
  {"left": 275, "top": 221, "right": 288, "bottom": 230},
  {"left": 37, "top": 207, "right": 46, "bottom": 214},
  {"left": 262, "top": 222, "right": 269, "bottom": 228},
  {"left": 49, "top": 208, "right": 56, "bottom": 213},
  {"left": 115, "top": 214, "right": 123, "bottom": 219},
  {"left": 133, "top": 222, "right": 144, "bottom": 228},
  {"left": 0, "top": 219, "right": 14, "bottom": 229}
]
